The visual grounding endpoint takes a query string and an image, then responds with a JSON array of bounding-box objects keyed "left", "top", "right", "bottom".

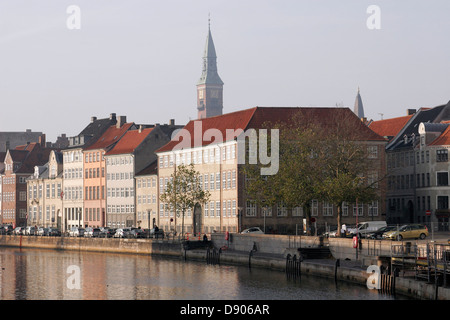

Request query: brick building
[
  {"left": 156, "top": 106, "right": 387, "bottom": 235},
  {"left": 1, "top": 141, "right": 55, "bottom": 227}
]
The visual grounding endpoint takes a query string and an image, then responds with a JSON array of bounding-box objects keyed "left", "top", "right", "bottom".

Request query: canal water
[{"left": 0, "top": 247, "right": 409, "bottom": 300}]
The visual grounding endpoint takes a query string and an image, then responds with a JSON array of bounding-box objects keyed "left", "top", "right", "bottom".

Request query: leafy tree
[
  {"left": 160, "top": 163, "right": 210, "bottom": 236},
  {"left": 314, "top": 112, "right": 383, "bottom": 236},
  {"left": 243, "top": 109, "right": 385, "bottom": 236},
  {"left": 242, "top": 113, "right": 323, "bottom": 235}
]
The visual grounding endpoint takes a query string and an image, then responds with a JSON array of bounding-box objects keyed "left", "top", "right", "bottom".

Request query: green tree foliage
[
  {"left": 160, "top": 164, "right": 210, "bottom": 236},
  {"left": 243, "top": 110, "right": 383, "bottom": 236}
]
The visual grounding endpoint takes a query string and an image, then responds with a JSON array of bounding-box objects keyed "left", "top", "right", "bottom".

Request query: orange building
[{"left": 82, "top": 118, "right": 134, "bottom": 227}]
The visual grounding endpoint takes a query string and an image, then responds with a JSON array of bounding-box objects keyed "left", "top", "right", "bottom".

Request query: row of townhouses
[
  {"left": 0, "top": 23, "right": 448, "bottom": 234},
  {"left": 1, "top": 102, "right": 450, "bottom": 234},
  {"left": 0, "top": 107, "right": 388, "bottom": 235}
]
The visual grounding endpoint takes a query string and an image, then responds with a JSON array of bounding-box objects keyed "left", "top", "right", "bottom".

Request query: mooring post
[{"left": 334, "top": 259, "right": 340, "bottom": 282}]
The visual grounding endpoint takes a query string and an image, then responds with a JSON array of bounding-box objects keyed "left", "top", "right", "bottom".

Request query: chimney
[
  {"left": 139, "top": 125, "right": 143, "bottom": 133},
  {"left": 170, "top": 119, "right": 175, "bottom": 126},
  {"left": 116, "top": 116, "right": 127, "bottom": 128},
  {"left": 39, "top": 134, "right": 46, "bottom": 147},
  {"left": 110, "top": 113, "right": 117, "bottom": 121},
  {"left": 91, "top": 116, "right": 97, "bottom": 123},
  {"left": 407, "top": 109, "right": 416, "bottom": 116}
]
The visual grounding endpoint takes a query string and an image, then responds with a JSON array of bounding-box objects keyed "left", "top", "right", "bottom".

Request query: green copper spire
[{"left": 198, "top": 20, "right": 223, "bottom": 85}]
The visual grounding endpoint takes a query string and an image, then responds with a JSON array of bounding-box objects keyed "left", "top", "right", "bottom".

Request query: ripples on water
[{"left": 0, "top": 248, "right": 407, "bottom": 300}]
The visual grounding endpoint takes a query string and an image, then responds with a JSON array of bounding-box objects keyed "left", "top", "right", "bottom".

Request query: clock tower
[{"left": 197, "top": 21, "right": 224, "bottom": 119}]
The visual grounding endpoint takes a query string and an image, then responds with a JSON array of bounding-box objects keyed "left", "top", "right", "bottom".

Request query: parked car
[
  {"left": 25, "top": 226, "right": 38, "bottom": 236},
  {"left": 382, "top": 224, "right": 429, "bottom": 241},
  {"left": 323, "top": 227, "right": 339, "bottom": 238},
  {"left": 37, "top": 227, "right": 49, "bottom": 236},
  {"left": 347, "top": 221, "right": 387, "bottom": 238},
  {"left": 149, "top": 227, "right": 164, "bottom": 238},
  {"left": 99, "top": 228, "right": 115, "bottom": 238},
  {"left": 366, "top": 225, "right": 397, "bottom": 240},
  {"left": 13, "top": 227, "right": 24, "bottom": 235},
  {"left": 92, "top": 228, "right": 101, "bottom": 237},
  {"left": 47, "top": 228, "right": 61, "bottom": 236},
  {"left": 241, "top": 227, "right": 264, "bottom": 234},
  {"left": 1, "top": 225, "right": 13, "bottom": 235},
  {"left": 69, "top": 227, "right": 85, "bottom": 237},
  {"left": 132, "top": 228, "right": 148, "bottom": 238},
  {"left": 114, "top": 228, "right": 132, "bottom": 238},
  {"left": 84, "top": 227, "right": 94, "bottom": 237}
]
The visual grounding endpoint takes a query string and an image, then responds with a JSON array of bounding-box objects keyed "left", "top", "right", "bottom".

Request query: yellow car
[{"left": 382, "top": 224, "right": 429, "bottom": 241}]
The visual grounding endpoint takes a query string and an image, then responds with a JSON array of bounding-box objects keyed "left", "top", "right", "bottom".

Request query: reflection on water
[{"left": 0, "top": 247, "right": 407, "bottom": 300}]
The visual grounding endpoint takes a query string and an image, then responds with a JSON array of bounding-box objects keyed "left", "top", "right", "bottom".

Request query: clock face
[{"left": 210, "top": 89, "right": 219, "bottom": 98}]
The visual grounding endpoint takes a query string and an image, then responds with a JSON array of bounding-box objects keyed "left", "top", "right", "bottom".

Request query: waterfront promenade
[{"left": 0, "top": 232, "right": 449, "bottom": 300}]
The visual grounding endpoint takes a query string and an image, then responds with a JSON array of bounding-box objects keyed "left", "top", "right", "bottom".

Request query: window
[
  {"left": 353, "top": 203, "right": 363, "bottom": 216},
  {"left": 437, "top": 149, "right": 448, "bottom": 162},
  {"left": 216, "top": 201, "right": 221, "bottom": 217},
  {"left": 216, "top": 172, "right": 220, "bottom": 189},
  {"left": 437, "top": 172, "right": 449, "bottom": 186},
  {"left": 277, "top": 201, "right": 287, "bottom": 216},
  {"left": 368, "top": 201, "right": 378, "bottom": 216},
  {"left": 292, "top": 206, "right": 303, "bottom": 217},
  {"left": 323, "top": 202, "right": 333, "bottom": 216},
  {"left": 210, "top": 174, "right": 215, "bottom": 191},
  {"left": 437, "top": 196, "right": 449, "bottom": 210},
  {"left": 342, "top": 202, "right": 349, "bottom": 216},
  {"left": 210, "top": 201, "right": 215, "bottom": 217},
  {"left": 367, "top": 146, "right": 378, "bottom": 159},
  {"left": 311, "top": 200, "right": 318, "bottom": 216},
  {"left": 246, "top": 200, "right": 256, "bottom": 216}
]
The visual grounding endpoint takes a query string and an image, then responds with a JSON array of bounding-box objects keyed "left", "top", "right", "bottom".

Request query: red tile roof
[
  {"left": 84, "top": 123, "right": 134, "bottom": 151},
  {"left": 105, "top": 128, "right": 153, "bottom": 155},
  {"left": 429, "top": 125, "right": 450, "bottom": 146},
  {"left": 157, "top": 107, "right": 386, "bottom": 153},
  {"left": 368, "top": 115, "right": 413, "bottom": 139}
]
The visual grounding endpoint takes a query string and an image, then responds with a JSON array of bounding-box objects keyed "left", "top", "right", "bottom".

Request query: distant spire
[
  {"left": 198, "top": 17, "right": 223, "bottom": 85},
  {"left": 354, "top": 87, "right": 365, "bottom": 119}
]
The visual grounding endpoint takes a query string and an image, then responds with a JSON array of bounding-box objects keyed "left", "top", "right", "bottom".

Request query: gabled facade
[
  {"left": 1, "top": 142, "right": 54, "bottom": 227},
  {"left": 62, "top": 113, "right": 119, "bottom": 231},
  {"left": 135, "top": 161, "right": 158, "bottom": 229},
  {"left": 370, "top": 101, "right": 450, "bottom": 229},
  {"left": 26, "top": 150, "right": 64, "bottom": 228},
  {"left": 415, "top": 121, "right": 450, "bottom": 231},
  {"left": 82, "top": 118, "right": 135, "bottom": 228}
]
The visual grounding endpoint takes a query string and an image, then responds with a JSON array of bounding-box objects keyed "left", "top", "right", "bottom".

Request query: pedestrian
[{"left": 341, "top": 224, "right": 347, "bottom": 237}]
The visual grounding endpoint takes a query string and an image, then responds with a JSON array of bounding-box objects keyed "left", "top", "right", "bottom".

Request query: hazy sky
[{"left": 1, "top": 0, "right": 449, "bottom": 142}]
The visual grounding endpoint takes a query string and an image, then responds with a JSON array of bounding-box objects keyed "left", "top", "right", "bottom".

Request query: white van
[{"left": 347, "top": 221, "right": 387, "bottom": 238}]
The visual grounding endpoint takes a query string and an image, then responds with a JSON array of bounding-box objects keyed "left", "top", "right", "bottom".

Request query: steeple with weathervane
[
  {"left": 197, "top": 17, "right": 224, "bottom": 119},
  {"left": 354, "top": 87, "right": 365, "bottom": 120}
]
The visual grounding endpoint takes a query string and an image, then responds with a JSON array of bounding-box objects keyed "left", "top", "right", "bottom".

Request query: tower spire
[
  {"left": 197, "top": 18, "right": 224, "bottom": 119},
  {"left": 354, "top": 87, "right": 365, "bottom": 119}
]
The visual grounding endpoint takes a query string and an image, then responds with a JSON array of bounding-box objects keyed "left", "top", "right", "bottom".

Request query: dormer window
[{"left": 437, "top": 149, "right": 448, "bottom": 162}]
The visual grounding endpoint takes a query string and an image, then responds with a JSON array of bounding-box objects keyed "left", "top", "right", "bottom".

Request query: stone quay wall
[{"left": 0, "top": 233, "right": 448, "bottom": 300}]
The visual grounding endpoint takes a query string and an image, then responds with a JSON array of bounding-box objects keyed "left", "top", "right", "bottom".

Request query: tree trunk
[
  {"left": 336, "top": 205, "right": 342, "bottom": 238},
  {"left": 182, "top": 209, "right": 185, "bottom": 239}
]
